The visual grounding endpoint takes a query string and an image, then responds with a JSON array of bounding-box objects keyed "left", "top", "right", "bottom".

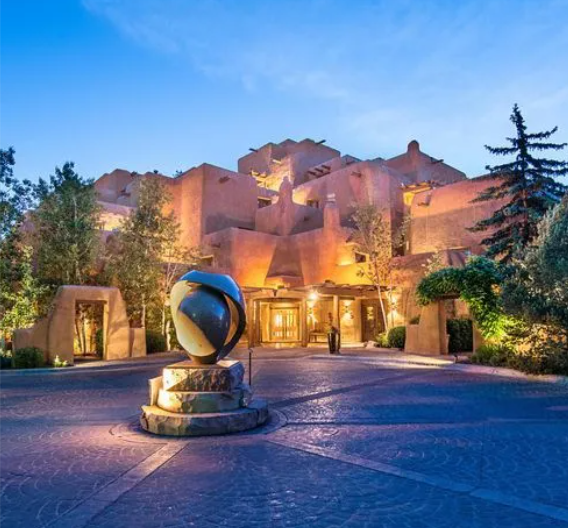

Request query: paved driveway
[{"left": 1, "top": 352, "right": 568, "bottom": 527}]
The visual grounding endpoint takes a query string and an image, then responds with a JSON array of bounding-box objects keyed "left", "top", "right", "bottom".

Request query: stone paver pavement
[{"left": 1, "top": 350, "right": 568, "bottom": 527}]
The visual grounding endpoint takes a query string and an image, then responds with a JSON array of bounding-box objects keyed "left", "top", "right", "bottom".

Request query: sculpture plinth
[{"left": 140, "top": 271, "right": 267, "bottom": 436}]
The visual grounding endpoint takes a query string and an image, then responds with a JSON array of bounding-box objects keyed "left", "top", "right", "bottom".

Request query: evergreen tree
[
  {"left": 32, "top": 162, "right": 102, "bottom": 290},
  {"left": 470, "top": 104, "right": 567, "bottom": 262}
]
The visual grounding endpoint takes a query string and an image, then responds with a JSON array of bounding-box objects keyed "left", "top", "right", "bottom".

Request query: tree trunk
[
  {"left": 377, "top": 285, "right": 389, "bottom": 333},
  {"left": 74, "top": 317, "right": 83, "bottom": 355},
  {"left": 165, "top": 319, "right": 172, "bottom": 351}
]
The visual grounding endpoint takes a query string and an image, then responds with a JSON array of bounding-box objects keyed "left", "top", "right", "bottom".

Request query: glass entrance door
[
  {"left": 259, "top": 301, "right": 301, "bottom": 343},
  {"left": 270, "top": 306, "right": 299, "bottom": 342}
]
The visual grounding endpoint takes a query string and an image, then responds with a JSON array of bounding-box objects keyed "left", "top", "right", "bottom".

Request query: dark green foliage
[
  {"left": 13, "top": 347, "right": 45, "bottom": 369},
  {"left": 502, "top": 194, "right": 568, "bottom": 331},
  {"left": 375, "top": 332, "right": 389, "bottom": 348},
  {"left": 1, "top": 147, "right": 34, "bottom": 239},
  {"left": 0, "top": 149, "right": 46, "bottom": 339},
  {"left": 32, "top": 162, "right": 101, "bottom": 291},
  {"left": 470, "top": 104, "right": 567, "bottom": 262},
  {"left": 446, "top": 318, "right": 473, "bottom": 353},
  {"left": 472, "top": 333, "right": 568, "bottom": 376},
  {"left": 169, "top": 326, "right": 181, "bottom": 350},
  {"left": 146, "top": 330, "right": 167, "bottom": 354},
  {"left": 471, "top": 343, "right": 512, "bottom": 367},
  {"left": 95, "top": 328, "right": 104, "bottom": 357},
  {"left": 416, "top": 257, "right": 507, "bottom": 339},
  {"left": 0, "top": 350, "right": 13, "bottom": 369},
  {"left": 387, "top": 326, "right": 406, "bottom": 349}
]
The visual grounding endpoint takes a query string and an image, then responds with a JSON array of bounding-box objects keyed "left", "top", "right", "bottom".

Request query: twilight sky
[{"left": 2, "top": 0, "right": 568, "bottom": 183}]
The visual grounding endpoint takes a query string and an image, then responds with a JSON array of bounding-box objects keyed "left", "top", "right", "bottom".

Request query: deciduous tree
[
  {"left": 0, "top": 148, "right": 45, "bottom": 341},
  {"left": 32, "top": 162, "right": 102, "bottom": 290},
  {"left": 351, "top": 205, "right": 392, "bottom": 331}
]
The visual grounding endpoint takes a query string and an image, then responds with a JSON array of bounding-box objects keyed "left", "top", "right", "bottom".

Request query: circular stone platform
[
  {"left": 140, "top": 359, "right": 268, "bottom": 437},
  {"left": 140, "top": 399, "right": 268, "bottom": 436}
]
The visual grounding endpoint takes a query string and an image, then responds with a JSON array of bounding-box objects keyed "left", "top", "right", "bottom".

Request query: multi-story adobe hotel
[{"left": 94, "top": 138, "right": 501, "bottom": 348}]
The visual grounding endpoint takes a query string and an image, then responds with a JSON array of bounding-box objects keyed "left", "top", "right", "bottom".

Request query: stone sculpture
[
  {"left": 170, "top": 270, "right": 246, "bottom": 364},
  {"left": 141, "top": 271, "right": 268, "bottom": 436}
]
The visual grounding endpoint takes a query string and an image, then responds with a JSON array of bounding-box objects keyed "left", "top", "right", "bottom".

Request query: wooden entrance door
[
  {"left": 270, "top": 306, "right": 300, "bottom": 342},
  {"left": 361, "top": 299, "right": 384, "bottom": 341}
]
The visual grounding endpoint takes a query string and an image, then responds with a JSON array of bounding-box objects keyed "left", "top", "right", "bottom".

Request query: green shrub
[
  {"left": 375, "top": 332, "right": 389, "bottom": 348},
  {"left": 387, "top": 326, "right": 406, "bottom": 349},
  {"left": 0, "top": 349, "right": 13, "bottom": 369},
  {"left": 447, "top": 318, "right": 473, "bottom": 353},
  {"left": 471, "top": 343, "right": 511, "bottom": 367},
  {"left": 416, "top": 256, "right": 507, "bottom": 339},
  {"left": 52, "top": 355, "right": 69, "bottom": 368},
  {"left": 169, "top": 326, "right": 180, "bottom": 350},
  {"left": 95, "top": 328, "right": 104, "bottom": 357},
  {"left": 409, "top": 315, "right": 420, "bottom": 324},
  {"left": 146, "top": 330, "right": 167, "bottom": 354},
  {"left": 13, "top": 347, "right": 45, "bottom": 369}
]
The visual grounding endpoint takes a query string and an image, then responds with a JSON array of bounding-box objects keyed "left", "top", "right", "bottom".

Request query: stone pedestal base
[
  {"left": 141, "top": 399, "right": 268, "bottom": 436},
  {"left": 140, "top": 359, "right": 268, "bottom": 436}
]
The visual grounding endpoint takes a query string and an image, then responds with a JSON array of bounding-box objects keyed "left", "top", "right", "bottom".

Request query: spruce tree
[{"left": 470, "top": 104, "right": 567, "bottom": 262}]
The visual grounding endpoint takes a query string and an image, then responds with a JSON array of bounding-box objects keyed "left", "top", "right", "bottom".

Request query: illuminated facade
[{"left": 95, "top": 138, "right": 502, "bottom": 346}]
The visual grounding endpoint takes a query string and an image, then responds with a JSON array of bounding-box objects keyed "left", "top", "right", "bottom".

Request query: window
[
  {"left": 200, "top": 255, "right": 214, "bottom": 267},
  {"left": 258, "top": 197, "right": 272, "bottom": 209},
  {"left": 307, "top": 199, "right": 320, "bottom": 209},
  {"left": 355, "top": 252, "right": 368, "bottom": 264}
]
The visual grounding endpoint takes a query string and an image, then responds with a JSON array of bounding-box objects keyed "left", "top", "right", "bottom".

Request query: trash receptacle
[{"left": 326, "top": 313, "right": 341, "bottom": 354}]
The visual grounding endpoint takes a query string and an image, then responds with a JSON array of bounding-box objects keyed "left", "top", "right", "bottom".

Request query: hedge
[
  {"left": 146, "top": 330, "right": 167, "bottom": 354},
  {"left": 13, "top": 347, "right": 45, "bottom": 369},
  {"left": 387, "top": 326, "right": 406, "bottom": 349}
]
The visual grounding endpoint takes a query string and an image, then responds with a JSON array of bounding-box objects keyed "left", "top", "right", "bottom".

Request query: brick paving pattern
[{"left": 1, "top": 352, "right": 568, "bottom": 527}]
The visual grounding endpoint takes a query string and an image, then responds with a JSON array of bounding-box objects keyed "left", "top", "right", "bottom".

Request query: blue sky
[{"left": 2, "top": 0, "right": 568, "bottom": 183}]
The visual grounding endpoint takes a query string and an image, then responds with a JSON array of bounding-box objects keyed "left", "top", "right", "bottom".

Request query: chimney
[{"left": 323, "top": 193, "right": 340, "bottom": 230}]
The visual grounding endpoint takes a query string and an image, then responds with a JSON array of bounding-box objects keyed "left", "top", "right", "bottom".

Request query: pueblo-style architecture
[{"left": 95, "top": 138, "right": 501, "bottom": 348}]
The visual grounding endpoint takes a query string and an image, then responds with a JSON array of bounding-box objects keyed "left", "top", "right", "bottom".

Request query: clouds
[{"left": 83, "top": 0, "right": 568, "bottom": 175}]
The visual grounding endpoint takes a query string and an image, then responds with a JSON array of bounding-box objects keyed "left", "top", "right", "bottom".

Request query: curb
[
  {"left": 309, "top": 353, "right": 568, "bottom": 386},
  {"left": 0, "top": 352, "right": 185, "bottom": 376},
  {"left": 445, "top": 362, "right": 568, "bottom": 386}
]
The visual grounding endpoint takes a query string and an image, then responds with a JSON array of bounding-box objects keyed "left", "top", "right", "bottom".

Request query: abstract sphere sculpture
[{"left": 170, "top": 270, "right": 246, "bottom": 364}]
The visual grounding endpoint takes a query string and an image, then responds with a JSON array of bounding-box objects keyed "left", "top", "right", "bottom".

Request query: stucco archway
[{"left": 13, "top": 286, "right": 146, "bottom": 365}]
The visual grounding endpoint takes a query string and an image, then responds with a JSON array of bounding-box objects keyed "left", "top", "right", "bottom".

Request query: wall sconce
[{"left": 308, "top": 291, "right": 319, "bottom": 302}]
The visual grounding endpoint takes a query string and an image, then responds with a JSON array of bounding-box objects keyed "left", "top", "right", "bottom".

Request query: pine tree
[{"left": 470, "top": 104, "right": 567, "bottom": 262}]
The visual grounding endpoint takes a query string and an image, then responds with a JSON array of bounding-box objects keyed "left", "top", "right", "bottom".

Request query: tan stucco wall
[
  {"left": 409, "top": 177, "right": 504, "bottom": 254},
  {"left": 13, "top": 286, "right": 145, "bottom": 365}
]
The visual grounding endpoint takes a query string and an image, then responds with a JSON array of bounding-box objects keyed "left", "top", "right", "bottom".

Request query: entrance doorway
[
  {"left": 259, "top": 300, "right": 301, "bottom": 344},
  {"left": 74, "top": 301, "right": 105, "bottom": 358},
  {"left": 361, "top": 299, "right": 385, "bottom": 342}
]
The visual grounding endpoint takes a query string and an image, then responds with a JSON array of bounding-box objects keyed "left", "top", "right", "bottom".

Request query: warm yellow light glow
[{"left": 308, "top": 291, "right": 319, "bottom": 301}]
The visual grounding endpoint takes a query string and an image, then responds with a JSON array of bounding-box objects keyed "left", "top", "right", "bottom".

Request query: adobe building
[{"left": 95, "top": 138, "right": 502, "bottom": 348}]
